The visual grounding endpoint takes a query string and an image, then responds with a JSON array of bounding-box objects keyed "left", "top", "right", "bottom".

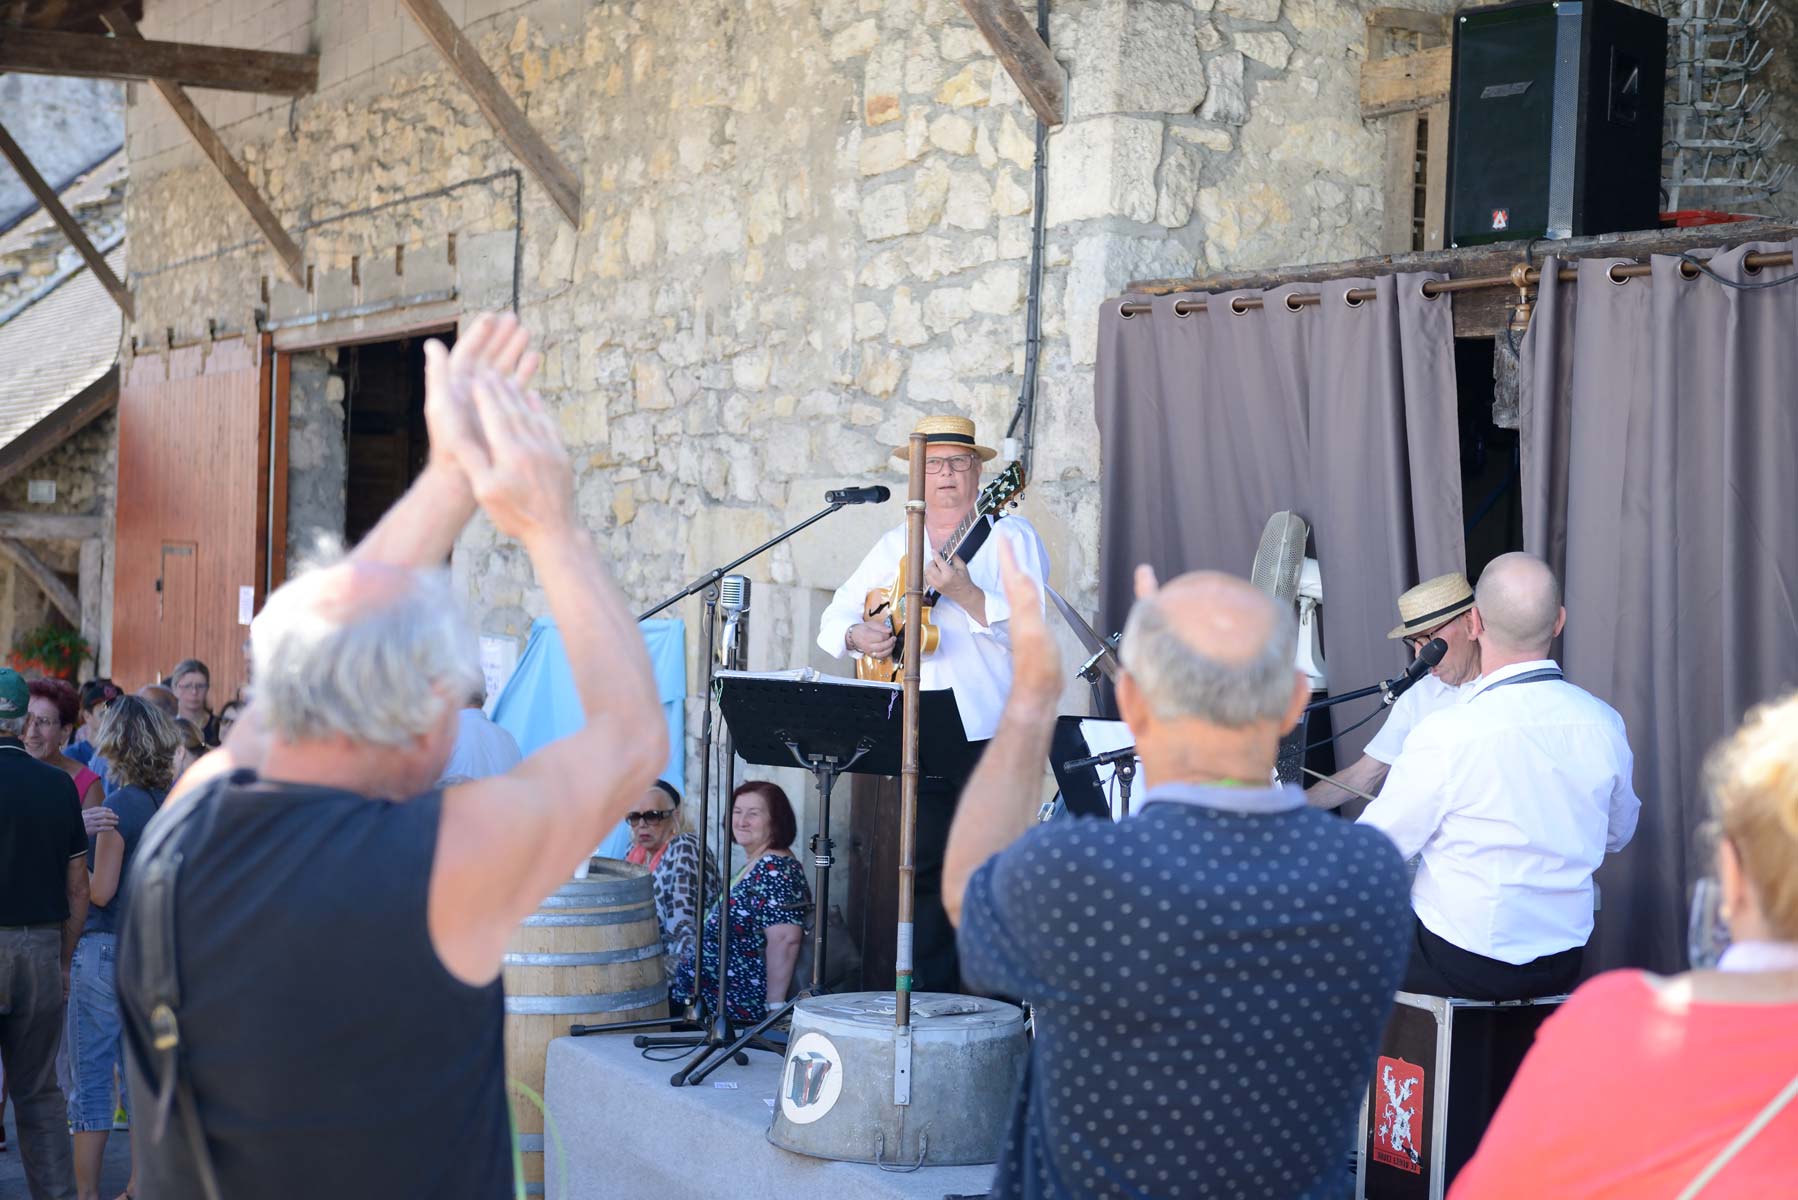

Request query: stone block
[
  {"left": 1045, "top": 116, "right": 1162, "bottom": 225},
  {"left": 859, "top": 183, "right": 910, "bottom": 241},
  {"left": 1069, "top": 0, "right": 1208, "bottom": 118},
  {"left": 924, "top": 287, "right": 971, "bottom": 333},
  {"left": 1063, "top": 234, "right": 1194, "bottom": 365},
  {"left": 1218, "top": 0, "right": 1281, "bottom": 20},
  {"left": 928, "top": 113, "right": 977, "bottom": 155},
  {"left": 854, "top": 301, "right": 888, "bottom": 341},
  {"left": 1236, "top": 30, "right": 1293, "bottom": 69},
  {"left": 829, "top": 18, "right": 879, "bottom": 61},
  {"left": 887, "top": 287, "right": 928, "bottom": 347},
  {"left": 1156, "top": 141, "right": 1201, "bottom": 228},
  {"left": 935, "top": 62, "right": 991, "bottom": 107},
  {"left": 860, "top": 130, "right": 915, "bottom": 176},
  {"left": 944, "top": 170, "right": 994, "bottom": 231},
  {"left": 996, "top": 112, "right": 1036, "bottom": 169},
  {"left": 969, "top": 264, "right": 1023, "bottom": 315},
  {"left": 940, "top": 24, "right": 987, "bottom": 60},
  {"left": 1199, "top": 51, "right": 1248, "bottom": 126},
  {"left": 992, "top": 169, "right": 1032, "bottom": 218}
]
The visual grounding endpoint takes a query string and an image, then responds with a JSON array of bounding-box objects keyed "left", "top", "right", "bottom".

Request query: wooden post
[
  {"left": 955, "top": 0, "right": 1065, "bottom": 127},
  {"left": 0, "top": 121, "right": 134, "bottom": 318},
  {"left": 78, "top": 537, "right": 105, "bottom": 663},
  {"left": 0, "top": 537, "right": 80, "bottom": 626},
  {"left": 101, "top": 9, "right": 307, "bottom": 287},
  {"left": 399, "top": 0, "right": 583, "bottom": 228},
  {"left": 895, "top": 433, "right": 926, "bottom": 1040}
]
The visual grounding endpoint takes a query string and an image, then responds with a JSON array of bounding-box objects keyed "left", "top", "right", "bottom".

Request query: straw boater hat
[
  {"left": 1387, "top": 571, "right": 1476, "bottom": 640},
  {"left": 890, "top": 414, "right": 998, "bottom": 463}
]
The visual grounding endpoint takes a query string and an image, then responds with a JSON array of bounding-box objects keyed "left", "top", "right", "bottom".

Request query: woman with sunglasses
[{"left": 624, "top": 781, "right": 718, "bottom": 980}]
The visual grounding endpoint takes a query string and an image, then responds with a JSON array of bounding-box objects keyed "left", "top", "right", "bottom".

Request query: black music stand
[{"left": 671, "top": 671, "right": 973, "bottom": 1086}]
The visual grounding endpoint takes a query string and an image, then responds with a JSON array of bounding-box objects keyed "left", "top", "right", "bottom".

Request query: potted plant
[{"left": 8, "top": 625, "right": 92, "bottom": 680}]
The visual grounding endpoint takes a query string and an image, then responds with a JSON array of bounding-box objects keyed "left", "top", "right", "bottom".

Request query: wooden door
[{"left": 112, "top": 338, "right": 278, "bottom": 702}]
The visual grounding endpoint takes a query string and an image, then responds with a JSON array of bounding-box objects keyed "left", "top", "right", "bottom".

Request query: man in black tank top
[{"left": 117, "top": 314, "right": 670, "bottom": 1200}]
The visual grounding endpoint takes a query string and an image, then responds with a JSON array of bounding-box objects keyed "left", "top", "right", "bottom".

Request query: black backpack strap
[
  {"left": 126, "top": 781, "right": 227, "bottom": 1200},
  {"left": 923, "top": 515, "right": 999, "bottom": 608}
]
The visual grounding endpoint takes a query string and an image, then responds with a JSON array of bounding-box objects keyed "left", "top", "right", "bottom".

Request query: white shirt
[
  {"left": 439, "top": 708, "right": 524, "bottom": 783},
  {"left": 1364, "top": 674, "right": 1466, "bottom": 764},
  {"left": 817, "top": 515, "right": 1049, "bottom": 743},
  {"left": 1358, "top": 660, "right": 1641, "bottom": 964}
]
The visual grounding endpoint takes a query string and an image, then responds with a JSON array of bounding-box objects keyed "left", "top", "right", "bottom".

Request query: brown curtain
[
  {"left": 1521, "top": 239, "right": 1798, "bottom": 974},
  {"left": 1094, "top": 275, "right": 1465, "bottom": 763}
]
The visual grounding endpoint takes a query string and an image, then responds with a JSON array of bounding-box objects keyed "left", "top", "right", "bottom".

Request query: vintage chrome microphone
[{"left": 719, "top": 574, "right": 751, "bottom": 670}]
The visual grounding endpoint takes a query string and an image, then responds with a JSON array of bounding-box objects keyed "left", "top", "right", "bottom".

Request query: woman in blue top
[
  {"left": 72, "top": 695, "right": 173, "bottom": 1200},
  {"left": 671, "top": 781, "right": 811, "bottom": 1025}
]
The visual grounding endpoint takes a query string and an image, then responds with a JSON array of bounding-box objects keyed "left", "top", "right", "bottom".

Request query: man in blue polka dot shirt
[{"left": 945, "top": 549, "right": 1413, "bottom": 1199}]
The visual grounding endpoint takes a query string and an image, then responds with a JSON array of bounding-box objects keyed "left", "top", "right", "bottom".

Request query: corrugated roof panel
[{"left": 0, "top": 244, "right": 122, "bottom": 451}]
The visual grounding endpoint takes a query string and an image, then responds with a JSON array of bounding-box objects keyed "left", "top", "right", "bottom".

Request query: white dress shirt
[
  {"left": 817, "top": 515, "right": 1049, "bottom": 743},
  {"left": 1358, "top": 660, "right": 1640, "bottom": 964},
  {"left": 1364, "top": 673, "right": 1467, "bottom": 764}
]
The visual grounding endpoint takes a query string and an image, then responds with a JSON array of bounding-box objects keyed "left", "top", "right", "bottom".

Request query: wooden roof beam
[
  {"left": 0, "top": 119, "right": 134, "bottom": 318},
  {"left": 955, "top": 0, "right": 1065, "bottom": 128},
  {"left": 399, "top": 0, "right": 581, "bottom": 228},
  {"left": 0, "top": 28, "right": 317, "bottom": 94},
  {"left": 0, "top": 536, "right": 79, "bottom": 624},
  {"left": 0, "top": 510, "right": 105, "bottom": 540},
  {"left": 100, "top": 9, "right": 306, "bottom": 287}
]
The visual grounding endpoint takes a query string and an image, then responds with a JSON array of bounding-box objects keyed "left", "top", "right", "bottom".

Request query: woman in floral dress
[{"left": 671, "top": 781, "right": 811, "bottom": 1025}]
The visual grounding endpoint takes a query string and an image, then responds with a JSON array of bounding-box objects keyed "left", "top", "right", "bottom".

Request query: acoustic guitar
[{"left": 854, "top": 461, "right": 1028, "bottom": 682}]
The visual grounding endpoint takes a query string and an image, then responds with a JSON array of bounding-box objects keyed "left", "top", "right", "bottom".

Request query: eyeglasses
[
  {"left": 625, "top": 810, "right": 674, "bottom": 825},
  {"left": 923, "top": 454, "right": 977, "bottom": 475},
  {"left": 1404, "top": 617, "right": 1458, "bottom": 653},
  {"left": 24, "top": 715, "right": 63, "bottom": 732},
  {"left": 173, "top": 681, "right": 208, "bottom": 694}
]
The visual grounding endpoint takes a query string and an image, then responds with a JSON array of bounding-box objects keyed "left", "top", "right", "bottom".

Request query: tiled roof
[{"left": 0, "top": 244, "right": 122, "bottom": 452}]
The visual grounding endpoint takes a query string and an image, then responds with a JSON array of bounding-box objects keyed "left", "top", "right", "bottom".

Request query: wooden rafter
[
  {"left": 0, "top": 536, "right": 80, "bottom": 624},
  {"left": 0, "top": 370, "right": 117, "bottom": 489},
  {"left": 100, "top": 9, "right": 305, "bottom": 286},
  {"left": 0, "top": 29, "right": 317, "bottom": 94},
  {"left": 0, "top": 511, "right": 104, "bottom": 539},
  {"left": 955, "top": 0, "right": 1065, "bottom": 128},
  {"left": 0, "top": 120, "right": 133, "bottom": 317},
  {"left": 399, "top": 0, "right": 581, "bottom": 228},
  {"left": 0, "top": 0, "right": 140, "bottom": 32}
]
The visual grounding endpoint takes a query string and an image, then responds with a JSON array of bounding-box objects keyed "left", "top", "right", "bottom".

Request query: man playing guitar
[{"left": 817, "top": 414, "right": 1050, "bottom": 994}]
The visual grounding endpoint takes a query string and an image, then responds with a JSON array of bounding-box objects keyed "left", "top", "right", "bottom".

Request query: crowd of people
[
  {"left": 1, "top": 309, "right": 1791, "bottom": 1200},
  {"left": 0, "top": 661, "right": 222, "bottom": 1200}
]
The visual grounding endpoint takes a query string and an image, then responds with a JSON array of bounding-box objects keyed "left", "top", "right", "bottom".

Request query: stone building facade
[{"left": 114, "top": 0, "right": 1466, "bottom": 841}]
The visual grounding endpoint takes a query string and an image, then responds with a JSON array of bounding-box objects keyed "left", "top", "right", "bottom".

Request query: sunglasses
[{"left": 625, "top": 810, "right": 674, "bottom": 825}]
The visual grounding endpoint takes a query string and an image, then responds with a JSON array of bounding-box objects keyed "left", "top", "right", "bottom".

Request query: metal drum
[
  {"left": 504, "top": 858, "right": 666, "bottom": 1195},
  {"left": 767, "top": 992, "right": 1027, "bottom": 1168}
]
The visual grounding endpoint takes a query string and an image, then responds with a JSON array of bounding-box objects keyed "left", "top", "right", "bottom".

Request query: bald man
[
  {"left": 115, "top": 315, "right": 667, "bottom": 1200},
  {"left": 1359, "top": 552, "right": 1640, "bottom": 1001},
  {"left": 943, "top": 553, "right": 1411, "bottom": 1200}
]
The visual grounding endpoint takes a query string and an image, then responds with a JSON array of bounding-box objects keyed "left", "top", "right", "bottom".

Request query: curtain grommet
[
  {"left": 1229, "top": 296, "right": 1251, "bottom": 315},
  {"left": 1678, "top": 259, "right": 1701, "bottom": 281},
  {"left": 1343, "top": 291, "right": 1365, "bottom": 309},
  {"left": 1606, "top": 263, "right": 1632, "bottom": 286},
  {"left": 1284, "top": 292, "right": 1304, "bottom": 313},
  {"left": 1119, "top": 304, "right": 1137, "bottom": 320},
  {"left": 1173, "top": 299, "right": 1196, "bottom": 318},
  {"left": 1743, "top": 257, "right": 1763, "bottom": 277},
  {"left": 1420, "top": 280, "right": 1441, "bottom": 301}
]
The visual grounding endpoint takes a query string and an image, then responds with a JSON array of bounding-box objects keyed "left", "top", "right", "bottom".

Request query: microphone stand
[{"left": 578, "top": 501, "right": 853, "bottom": 1078}]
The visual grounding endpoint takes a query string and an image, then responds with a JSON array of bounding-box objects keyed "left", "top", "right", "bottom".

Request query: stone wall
[
  {"left": 121, "top": 0, "right": 1426, "bottom": 871},
  {"left": 285, "top": 351, "right": 348, "bottom": 567},
  {"left": 0, "top": 76, "right": 123, "bottom": 232}
]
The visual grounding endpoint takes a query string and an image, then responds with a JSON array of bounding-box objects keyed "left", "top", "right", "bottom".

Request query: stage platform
[{"left": 543, "top": 1032, "right": 999, "bottom": 1200}]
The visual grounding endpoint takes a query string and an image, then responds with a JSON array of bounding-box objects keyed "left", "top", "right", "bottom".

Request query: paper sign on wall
[
  {"left": 238, "top": 586, "right": 255, "bottom": 626},
  {"left": 479, "top": 635, "right": 520, "bottom": 711}
]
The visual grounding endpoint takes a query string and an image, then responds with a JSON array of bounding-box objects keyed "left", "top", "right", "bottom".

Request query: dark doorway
[
  {"left": 1455, "top": 339, "right": 1524, "bottom": 579},
  {"left": 341, "top": 334, "right": 449, "bottom": 546}
]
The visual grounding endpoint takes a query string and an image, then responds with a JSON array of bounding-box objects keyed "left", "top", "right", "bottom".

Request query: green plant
[{"left": 9, "top": 625, "right": 92, "bottom": 680}]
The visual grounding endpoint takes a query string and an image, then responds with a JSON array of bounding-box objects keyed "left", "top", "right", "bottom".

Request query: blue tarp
[{"left": 490, "top": 616, "right": 686, "bottom": 858}]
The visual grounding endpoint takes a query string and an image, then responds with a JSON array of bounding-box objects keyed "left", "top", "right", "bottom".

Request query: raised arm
[
  {"left": 429, "top": 365, "right": 669, "bottom": 985},
  {"left": 942, "top": 542, "right": 1062, "bottom": 927}
]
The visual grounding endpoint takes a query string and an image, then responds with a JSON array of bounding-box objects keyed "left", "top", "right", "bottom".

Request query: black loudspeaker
[{"left": 1446, "top": 0, "right": 1667, "bottom": 246}]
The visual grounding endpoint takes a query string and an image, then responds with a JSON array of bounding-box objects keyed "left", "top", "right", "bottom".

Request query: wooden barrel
[{"left": 504, "top": 858, "right": 666, "bottom": 1196}]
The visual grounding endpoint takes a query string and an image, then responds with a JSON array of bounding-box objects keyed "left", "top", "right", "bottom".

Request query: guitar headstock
[{"left": 977, "top": 460, "right": 1028, "bottom": 518}]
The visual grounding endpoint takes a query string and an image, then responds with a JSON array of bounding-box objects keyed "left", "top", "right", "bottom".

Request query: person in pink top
[{"left": 1451, "top": 691, "right": 1798, "bottom": 1199}]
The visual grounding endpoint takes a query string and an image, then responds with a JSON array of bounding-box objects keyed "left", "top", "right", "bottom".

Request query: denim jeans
[
  {"left": 65, "top": 932, "right": 128, "bottom": 1133},
  {"left": 0, "top": 926, "right": 78, "bottom": 1199}
]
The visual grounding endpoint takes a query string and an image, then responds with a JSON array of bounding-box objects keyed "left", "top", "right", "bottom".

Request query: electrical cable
[
  {"left": 1304, "top": 704, "right": 1385, "bottom": 755},
  {"left": 1677, "top": 250, "right": 1798, "bottom": 290}
]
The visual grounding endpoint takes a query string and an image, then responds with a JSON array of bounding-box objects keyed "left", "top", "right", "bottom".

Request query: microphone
[
  {"left": 719, "top": 575, "right": 751, "bottom": 670},
  {"left": 826, "top": 485, "right": 891, "bottom": 505},
  {"left": 1382, "top": 638, "right": 1446, "bottom": 705}
]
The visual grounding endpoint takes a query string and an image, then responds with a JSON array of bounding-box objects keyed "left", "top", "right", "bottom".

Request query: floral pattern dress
[{"left": 671, "top": 852, "right": 811, "bottom": 1025}]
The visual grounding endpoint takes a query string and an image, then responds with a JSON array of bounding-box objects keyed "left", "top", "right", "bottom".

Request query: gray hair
[
  {"left": 250, "top": 547, "right": 482, "bottom": 749},
  {"left": 1120, "top": 593, "right": 1299, "bottom": 726},
  {"left": 0, "top": 714, "right": 24, "bottom": 737}
]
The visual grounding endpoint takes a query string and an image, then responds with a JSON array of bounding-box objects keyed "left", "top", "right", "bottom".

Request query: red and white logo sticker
[
  {"left": 1372, "top": 1055, "right": 1425, "bottom": 1173},
  {"left": 1491, "top": 209, "right": 1510, "bottom": 231}
]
